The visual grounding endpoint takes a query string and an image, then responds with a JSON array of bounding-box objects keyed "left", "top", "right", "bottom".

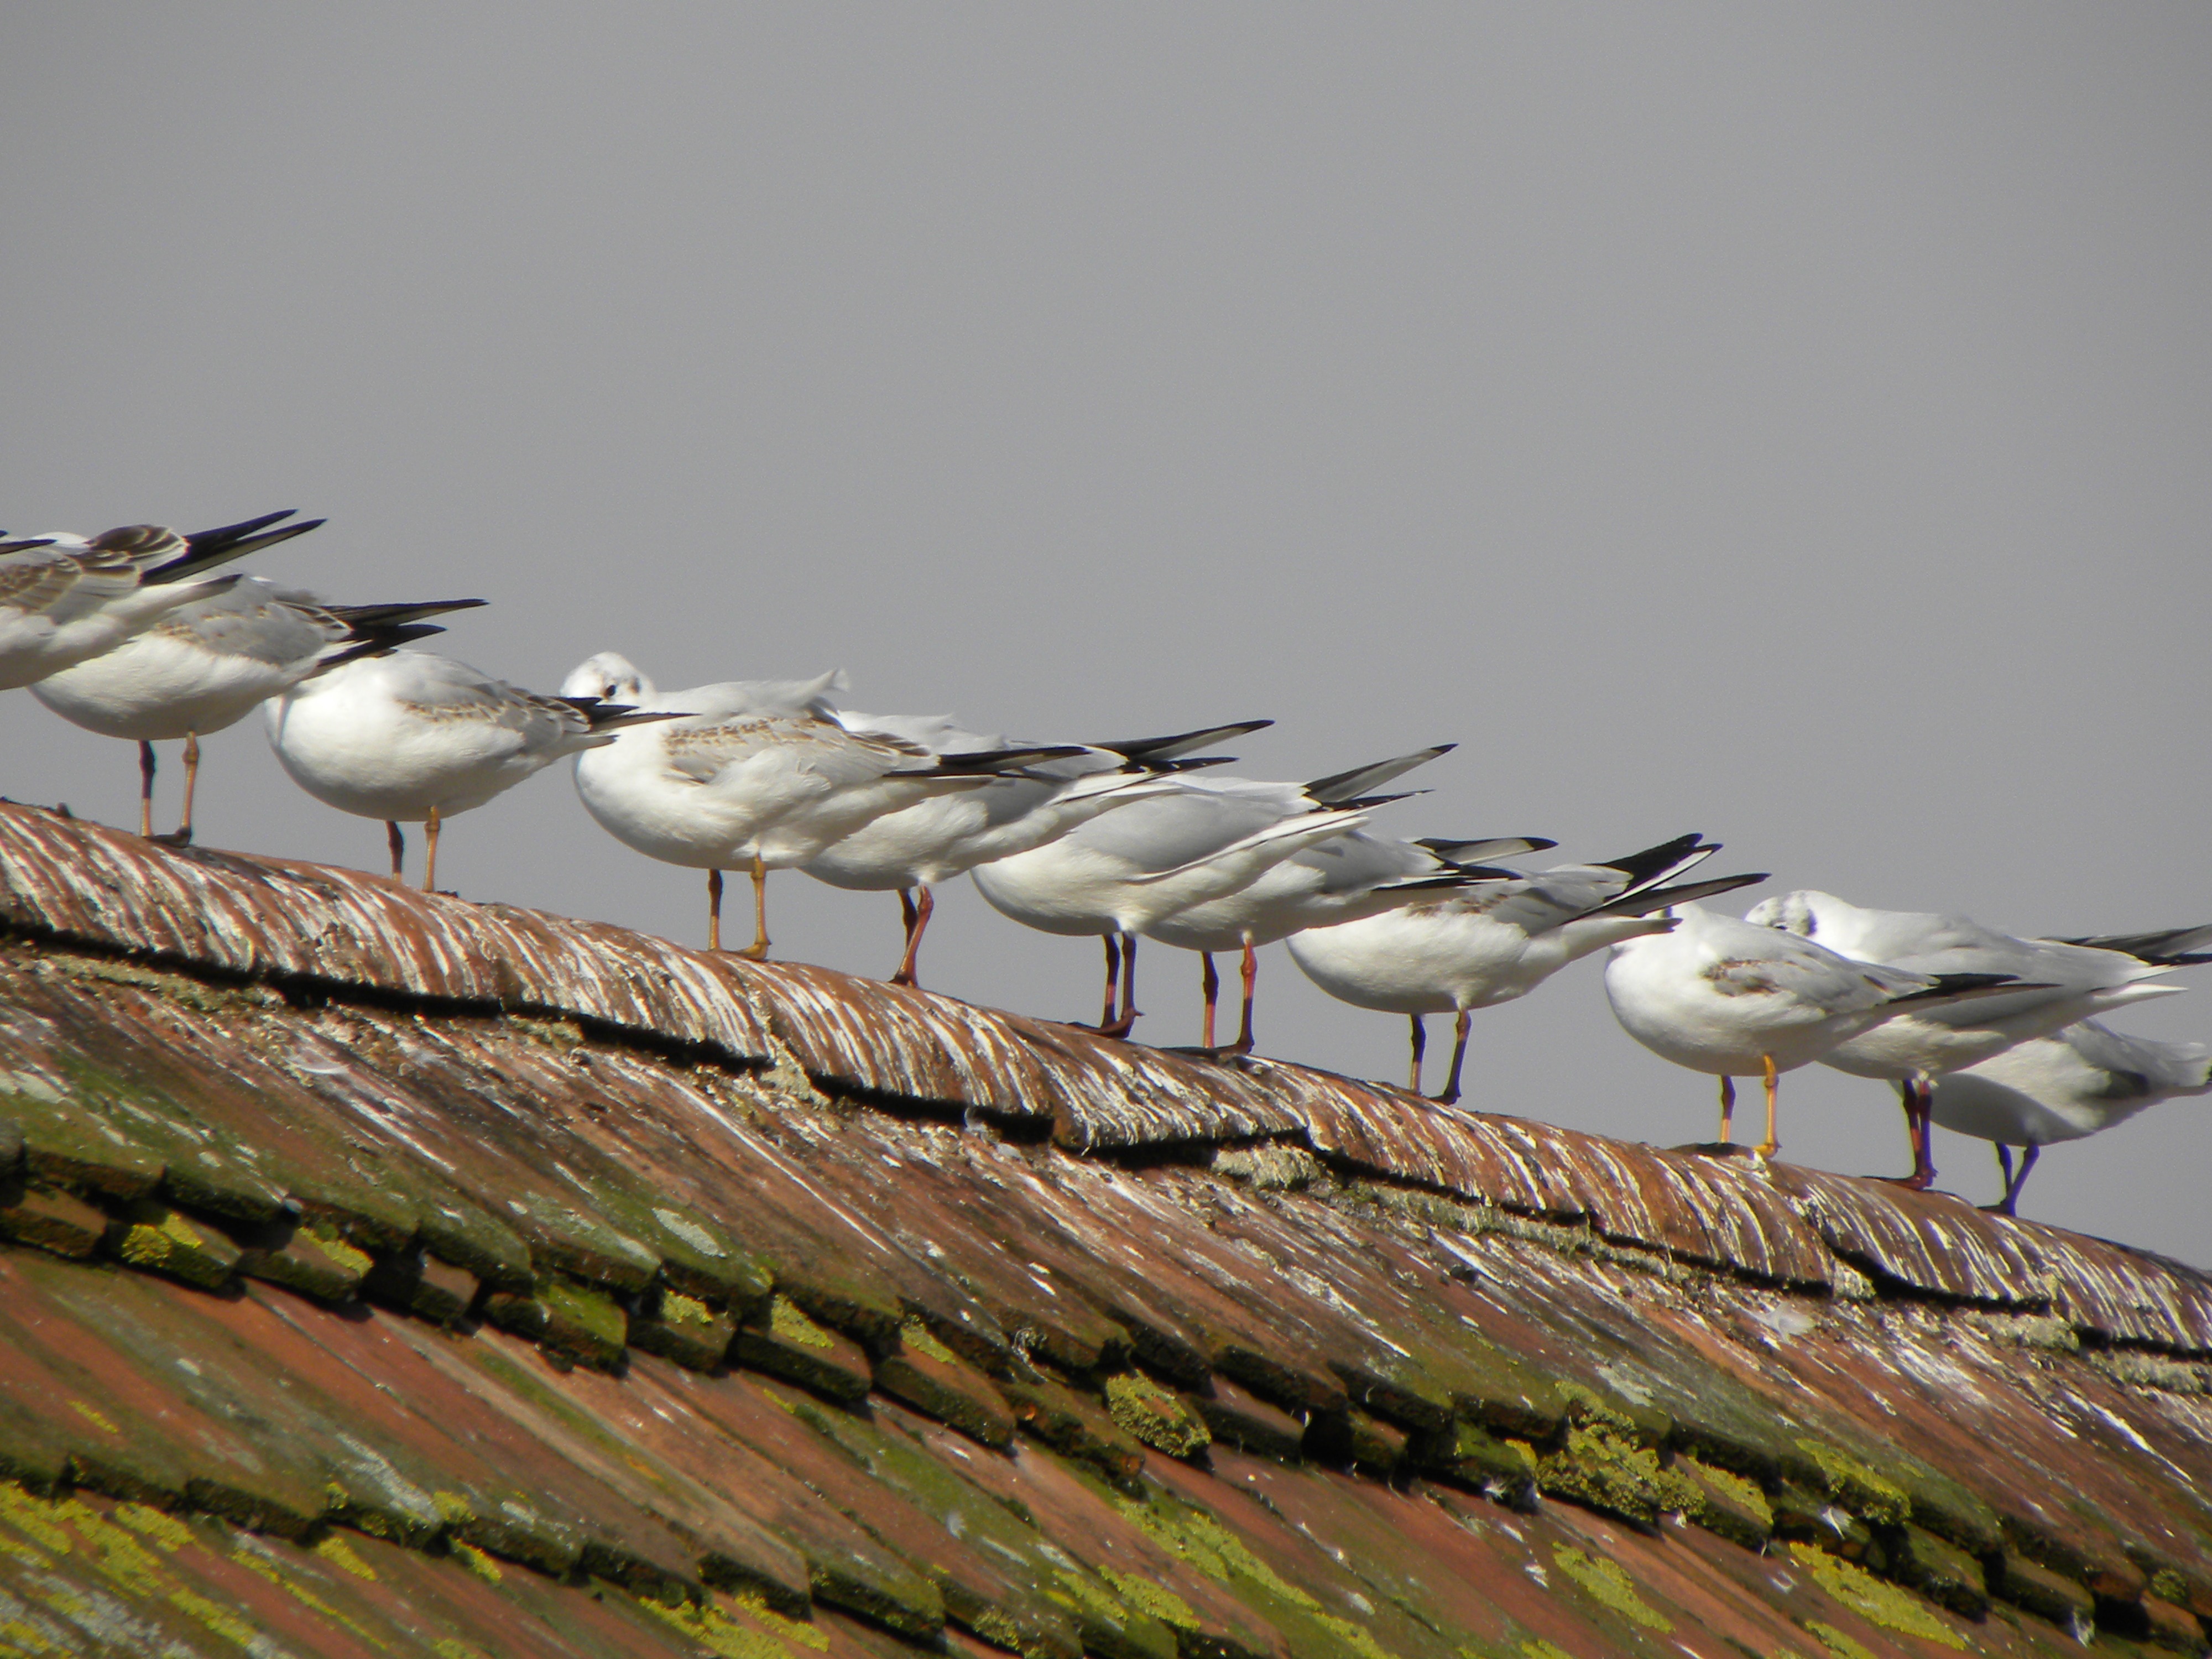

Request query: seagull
[
  {"left": 2, "top": 510, "right": 322, "bottom": 690},
  {"left": 32, "top": 577, "right": 483, "bottom": 843},
  {"left": 971, "top": 748, "right": 1448, "bottom": 1038},
  {"left": 806, "top": 716, "right": 1269, "bottom": 985},
  {"left": 1142, "top": 830, "right": 1560, "bottom": 1055},
  {"left": 1928, "top": 1019, "right": 2212, "bottom": 1215},
  {"left": 559, "top": 652, "right": 1079, "bottom": 958},
  {"left": 1603, "top": 903, "right": 2030, "bottom": 1160},
  {"left": 1287, "top": 834, "right": 1763, "bottom": 1100},
  {"left": 1745, "top": 890, "right": 2204, "bottom": 1188},
  {"left": 268, "top": 648, "right": 673, "bottom": 891}
]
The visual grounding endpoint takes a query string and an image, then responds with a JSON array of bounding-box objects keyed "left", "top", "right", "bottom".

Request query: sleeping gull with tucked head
[
  {"left": 34, "top": 577, "right": 482, "bottom": 843},
  {"left": 560, "top": 652, "right": 1077, "bottom": 959},
  {"left": 2, "top": 509, "right": 321, "bottom": 690},
  {"left": 268, "top": 647, "right": 671, "bottom": 891},
  {"left": 1928, "top": 1019, "right": 2212, "bottom": 1215},
  {"left": 1288, "top": 834, "right": 1763, "bottom": 1101},
  {"left": 1745, "top": 889, "right": 2205, "bottom": 1187},
  {"left": 1604, "top": 903, "right": 2030, "bottom": 1160}
]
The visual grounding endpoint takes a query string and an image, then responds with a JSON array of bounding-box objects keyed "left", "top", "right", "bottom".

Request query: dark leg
[
  {"left": 1718, "top": 1075, "right": 1736, "bottom": 1145},
  {"left": 899, "top": 887, "right": 919, "bottom": 938},
  {"left": 1993, "top": 1144, "right": 2038, "bottom": 1216},
  {"left": 1095, "top": 935, "right": 1140, "bottom": 1038},
  {"left": 1098, "top": 935, "right": 1121, "bottom": 1028},
  {"left": 138, "top": 742, "right": 157, "bottom": 839},
  {"left": 1229, "top": 938, "right": 1258, "bottom": 1055},
  {"left": 422, "top": 805, "right": 442, "bottom": 893},
  {"left": 707, "top": 869, "right": 724, "bottom": 952},
  {"left": 1199, "top": 953, "right": 1219, "bottom": 1049},
  {"left": 1434, "top": 1009, "right": 1471, "bottom": 1104},
  {"left": 738, "top": 853, "right": 770, "bottom": 959},
  {"left": 891, "top": 884, "right": 933, "bottom": 986},
  {"left": 1408, "top": 1015, "right": 1427, "bottom": 1093},
  {"left": 386, "top": 821, "right": 405, "bottom": 878}
]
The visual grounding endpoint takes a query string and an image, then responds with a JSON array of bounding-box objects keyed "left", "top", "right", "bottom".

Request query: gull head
[
  {"left": 1743, "top": 890, "right": 1848, "bottom": 941},
  {"left": 562, "top": 651, "right": 655, "bottom": 704}
]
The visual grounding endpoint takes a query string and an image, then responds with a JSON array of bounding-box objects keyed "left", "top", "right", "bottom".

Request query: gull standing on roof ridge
[
  {"left": 1287, "top": 834, "right": 1765, "bottom": 1101},
  {"left": 1603, "top": 902, "right": 2031, "bottom": 1160},
  {"left": 268, "top": 648, "right": 674, "bottom": 893},
  {"left": 807, "top": 714, "right": 1271, "bottom": 985},
  {"left": 1927, "top": 1019, "right": 2212, "bottom": 1215},
  {"left": 1, "top": 509, "right": 322, "bottom": 691},
  {"left": 1745, "top": 889, "right": 2204, "bottom": 1188},
  {"left": 560, "top": 651, "right": 1082, "bottom": 959},
  {"left": 971, "top": 746, "right": 1449, "bottom": 1039},
  {"left": 34, "top": 577, "right": 483, "bottom": 843},
  {"left": 1141, "top": 828, "right": 1561, "bottom": 1055}
]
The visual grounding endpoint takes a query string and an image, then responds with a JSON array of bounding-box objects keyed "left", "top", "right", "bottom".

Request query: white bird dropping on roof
[
  {"left": 970, "top": 748, "right": 1447, "bottom": 1039},
  {"left": 34, "top": 578, "right": 482, "bottom": 843},
  {"left": 806, "top": 714, "right": 1266, "bottom": 986},
  {"left": 1745, "top": 889, "right": 2204, "bottom": 1188},
  {"left": 1288, "top": 835, "right": 1764, "bottom": 1102},
  {"left": 1603, "top": 903, "right": 2026, "bottom": 1160},
  {"left": 1, "top": 510, "right": 321, "bottom": 690},
  {"left": 1928, "top": 1019, "right": 2212, "bottom": 1215},
  {"left": 268, "top": 648, "right": 669, "bottom": 892},
  {"left": 560, "top": 652, "right": 1078, "bottom": 959}
]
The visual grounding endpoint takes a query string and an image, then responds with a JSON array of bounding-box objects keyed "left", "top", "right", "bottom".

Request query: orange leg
[
  {"left": 737, "top": 853, "right": 770, "bottom": 959},
  {"left": 421, "top": 805, "right": 442, "bottom": 894},
  {"left": 1756, "top": 1053, "right": 1779, "bottom": 1159},
  {"left": 1229, "top": 939, "right": 1258, "bottom": 1055},
  {"left": 707, "top": 869, "right": 723, "bottom": 952},
  {"left": 1199, "top": 953, "right": 1219, "bottom": 1048},
  {"left": 1718, "top": 1075, "right": 1735, "bottom": 1145}
]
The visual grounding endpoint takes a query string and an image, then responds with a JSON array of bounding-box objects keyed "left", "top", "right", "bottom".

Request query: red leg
[
  {"left": 138, "top": 742, "right": 157, "bottom": 839},
  {"left": 386, "top": 821, "right": 405, "bottom": 878},
  {"left": 891, "top": 885, "right": 933, "bottom": 986},
  {"left": 1199, "top": 952, "right": 1219, "bottom": 1048}
]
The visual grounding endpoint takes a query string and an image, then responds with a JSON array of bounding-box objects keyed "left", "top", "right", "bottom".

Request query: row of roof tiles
[{"left": 2, "top": 800, "right": 2208, "bottom": 1353}]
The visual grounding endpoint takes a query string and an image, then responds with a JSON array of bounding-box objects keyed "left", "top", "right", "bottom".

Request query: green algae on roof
[{"left": 1794, "top": 1440, "right": 1908, "bottom": 1527}]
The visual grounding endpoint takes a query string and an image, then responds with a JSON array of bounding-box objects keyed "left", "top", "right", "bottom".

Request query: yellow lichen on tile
[
  {"left": 1790, "top": 1545, "right": 1963, "bottom": 1650},
  {"left": 113, "top": 1503, "right": 196, "bottom": 1553},
  {"left": 663, "top": 1290, "right": 714, "bottom": 1328},
  {"left": 452, "top": 1540, "right": 503, "bottom": 1583},
  {"left": 433, "top": 1642, "right": 489, "bottom": 1659},
  {"left": 637, "top": 1595, "right": 796, "bottom": 1659},
  {"left": 1101, "top": 1566, "right": 1198, "bottom": 1629},
  {"left": 1551, "top": 1546, "right": 1672, "bottom": 1632},
  {"left": 768, "top": 1295, "right": 833, "bottom": 1351},
  {"left": 315, "top": 1533, "right": 378, "bottom": 1580},
  {"left": 305, "top": 1226, "right": 374, "bottom": 1276},
  {"left": 727, "top": 1592, "right": 828, "bottom": 1652},
  {"left": 899, "top": 1316, "right": 956, "bottom": 1365},
  {"left": 0, "top": 1484, "right": 74, "bottom": 1556},
  {"left": 168, "top": 1587, "right": 263, "bottom": 1647},
  {"left": 431, "top": 1490, "right": 475, "bottom": 1525},
  {"left": 65, "top": 1400, "right": 118, "bottom": 1435}
]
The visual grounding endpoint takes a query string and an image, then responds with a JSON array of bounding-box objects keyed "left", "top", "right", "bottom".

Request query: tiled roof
[{"left": 0, "top": 799, "right": 2207, "bottom": 1659}]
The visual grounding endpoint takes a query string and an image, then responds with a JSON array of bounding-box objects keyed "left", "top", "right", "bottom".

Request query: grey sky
[{"left": 5, "top": 6, "right": 2208, "bottom": 1261}]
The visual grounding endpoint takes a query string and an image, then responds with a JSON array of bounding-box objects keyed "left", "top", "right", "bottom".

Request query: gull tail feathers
[
  {"left": 1595, "top": 833, "right": 1720, "bottom": 893},
  {"left": 148, "top": 510, "right": 326, "bottom": 582},
  {"left": 1093, "top": 720, "right": 1273, "bottom": 764},
  {"left": 1588, "top": 870, "right": 1769, "bottom": 920},
  {"left": 2053, "top": 924, "right": 2212, "bottom": 966},
  {"left": 1305, "top": 745, "right": 1454, "bottom": 805}
]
